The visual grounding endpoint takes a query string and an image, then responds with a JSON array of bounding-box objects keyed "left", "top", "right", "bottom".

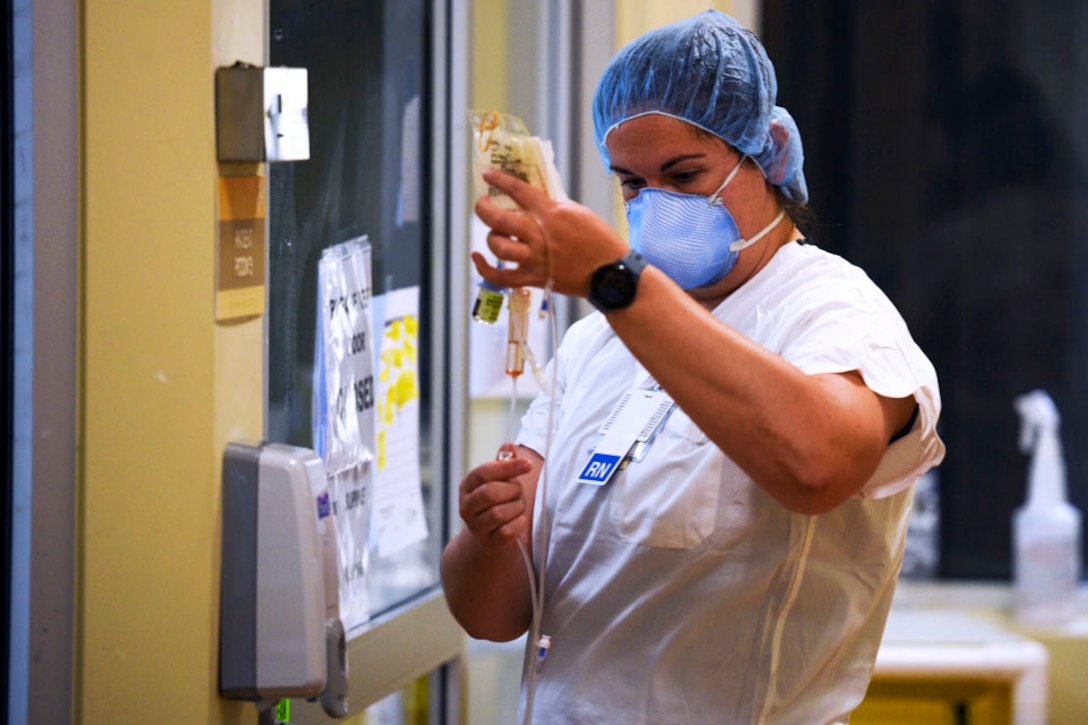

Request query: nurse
[{"left": 441, "top": 10, "right": 945, "bottom": 724}]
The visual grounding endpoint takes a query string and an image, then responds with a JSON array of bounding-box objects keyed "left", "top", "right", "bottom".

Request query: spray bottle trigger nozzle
[{"left": 1014, "top": 389, "right": 1061, "bottom": 453}]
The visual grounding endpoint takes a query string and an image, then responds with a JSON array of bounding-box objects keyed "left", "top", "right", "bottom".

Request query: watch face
[
  {"left": 596, "top": 265, "right": 636, "bottom": 307},
  {"left": 589, "top": 252, "right": 645, "bottom": 312}
]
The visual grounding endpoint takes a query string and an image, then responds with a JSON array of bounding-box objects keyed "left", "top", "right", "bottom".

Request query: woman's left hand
[{"left": 473, "top": 169, "right": 628, "bottom": 297}]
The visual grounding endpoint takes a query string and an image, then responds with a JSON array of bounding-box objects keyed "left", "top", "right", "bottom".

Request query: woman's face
[
  {"left": 605, "top": 114, "right": 742, "bottom": 203},
  {"left": 605, "top": 113, "right": 789, "bottom": 304}
]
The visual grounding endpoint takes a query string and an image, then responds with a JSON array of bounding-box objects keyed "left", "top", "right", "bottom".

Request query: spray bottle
[{"left": 1013, "top": 389, "right": 1082, "bottom": 626}]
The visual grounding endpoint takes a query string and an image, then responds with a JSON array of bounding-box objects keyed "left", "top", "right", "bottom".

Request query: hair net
[{"left": 592, "top": 10, "right": 808, "bottom": 205}]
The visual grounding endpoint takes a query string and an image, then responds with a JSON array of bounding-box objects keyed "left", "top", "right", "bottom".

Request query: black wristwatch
[{"left": 587, "top": 250, "right": 647, "bottom": 313}]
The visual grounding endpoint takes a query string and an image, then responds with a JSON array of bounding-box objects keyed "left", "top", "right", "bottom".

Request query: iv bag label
[{"left": 472, "top": 287, "right": 505, "bottom": 325}]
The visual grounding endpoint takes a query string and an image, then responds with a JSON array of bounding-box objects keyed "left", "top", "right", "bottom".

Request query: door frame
[{"left": 5, "top": 1, "right": 79, "bottom": 723}]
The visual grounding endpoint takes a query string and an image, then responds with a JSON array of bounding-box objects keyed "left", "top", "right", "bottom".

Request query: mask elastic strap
[
  {"left": 729, "top": 209, "right": 787, "bottom": 253},
  {"left": 709, "top": 154, "right": 748, "bottom": 206}
]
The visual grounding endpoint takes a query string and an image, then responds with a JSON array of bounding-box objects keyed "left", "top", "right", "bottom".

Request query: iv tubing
[
  {"left": 491, "top": 206, "right": 555, "bottom": 725},
  {"left": 518, "top": 281, "right": 558, "bottom": 725}
]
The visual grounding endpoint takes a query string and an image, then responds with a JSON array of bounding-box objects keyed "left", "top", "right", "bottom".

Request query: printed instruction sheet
[{"left": 372, "top": 286, "right": 429, "bottom": 557}]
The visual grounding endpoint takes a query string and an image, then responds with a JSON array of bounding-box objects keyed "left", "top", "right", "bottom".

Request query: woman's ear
[
  {"left": 769, "top": 119, "right": 790, "bottom": 148},
  {"left": 765, "top": 120, "right": 791, "bottom": 185}
]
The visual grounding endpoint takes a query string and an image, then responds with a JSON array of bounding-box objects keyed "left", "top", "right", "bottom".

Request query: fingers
[
  {"left": 473, "top": 169, "right": 627, "bottom": 297},
  {"left": 481, "top": 168, "right": 548, "bottom": 211},
  {"left": 465, "top": 491, "right": 528, "bottom": 543},
  {"left": 471, "top": 251, "right": 536, "bottom": 289},
  {"left": 462, "top": 483, "right": 529, "bottom": 544},
  {"left": 474, "top": 170, "right": 553, "bottom": 270},
  {"left": 473, "top": 199, "right": 542, "bottom": 286},
  {"left": 462, "top": 453, "right": 531, "bottom": 493},
  {"left": 475, "top": 195, "right": 540, "bottom": 242},
  {"left": 486, "top": 226, "right": 535, "bottom": 267},
  {"left": 474, "top": 169, "right": 549, "bottom": 240},
  {"left": 460, "top": 456, "right": 532, "bottom": 545},
  {"left": 474, "top": 197, "right": 546, "bottom": 279}
]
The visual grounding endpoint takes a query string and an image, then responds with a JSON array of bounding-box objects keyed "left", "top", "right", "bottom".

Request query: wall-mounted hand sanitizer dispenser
[{"left": 220, "top": 441, "right": 347, "bottom": 717}]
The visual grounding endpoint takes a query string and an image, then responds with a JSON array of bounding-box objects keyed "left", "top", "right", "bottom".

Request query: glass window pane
[{"left": 267, "top": 0, "right": 440, "bottom": 624}]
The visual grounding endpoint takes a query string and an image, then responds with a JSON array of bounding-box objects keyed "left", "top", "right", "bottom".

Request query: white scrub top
[{"left": 516, "top": 241, "right": 945, "bottom": 724}]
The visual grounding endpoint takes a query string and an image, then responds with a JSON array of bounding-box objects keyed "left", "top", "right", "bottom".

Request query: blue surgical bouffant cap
[{"left": 592, "top": 10, "right": 808, "bottom": 205}]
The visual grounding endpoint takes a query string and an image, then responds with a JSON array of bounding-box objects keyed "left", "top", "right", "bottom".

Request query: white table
[{"left": 874, "top": 608, "right": 1049, "bottom": 725}]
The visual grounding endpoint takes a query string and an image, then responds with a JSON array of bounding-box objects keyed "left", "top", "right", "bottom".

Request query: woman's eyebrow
[
  {"left": 659, "top": 153, "right": 707, "bottom": 172},
  {"left": 609, "top": 153, "right": 708, "bottom": 176}
]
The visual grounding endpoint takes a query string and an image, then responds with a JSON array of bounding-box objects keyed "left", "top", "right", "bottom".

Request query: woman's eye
[
  {"left": 672, "top": 170, "right": 699, "bottom": 184},
  {"left": 619, "top": 177, "right": 645, "bottom": 190}
]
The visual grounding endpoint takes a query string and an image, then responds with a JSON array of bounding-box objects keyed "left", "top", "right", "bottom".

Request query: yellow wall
[
  {"left": 472, "top": 0, "right": 509, "bottom": 113},
  {"left": 614, "top": 0, "right": 739, "bottom": 45},
  {"left": 79, "top": 0, "right": 263, "bottom": 722}
]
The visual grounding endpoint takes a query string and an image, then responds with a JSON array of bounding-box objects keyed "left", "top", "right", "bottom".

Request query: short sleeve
[{"left": 772, "top": 276, "right": 946, "bottom": 498}]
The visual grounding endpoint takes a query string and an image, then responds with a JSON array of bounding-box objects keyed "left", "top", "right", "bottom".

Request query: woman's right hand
[
  {"left": 458, "top": 443, "right": 534, "bottom": 549},
  {"left": 472, "top": 169, "right": 628, "bottom": 299}
]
